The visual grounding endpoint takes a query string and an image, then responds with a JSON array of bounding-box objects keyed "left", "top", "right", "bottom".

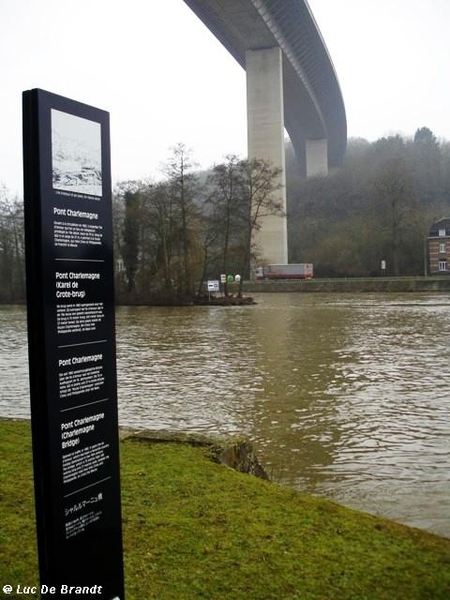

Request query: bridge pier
[
  {"left": 245, "top": 47, "right": 330, "bottom": 265},
  {"left": 305, "top": 138, "right": 328, "bottom": 177},
  {"left": 246, "top": 46, "right": 288, "bottom": 265}
]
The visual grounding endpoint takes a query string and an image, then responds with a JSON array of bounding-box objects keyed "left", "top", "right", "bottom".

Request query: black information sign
[{"left": 23, "top": 89, "right": 124, "bottom": 599}]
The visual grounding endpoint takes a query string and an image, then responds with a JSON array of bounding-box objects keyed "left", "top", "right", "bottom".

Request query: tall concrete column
[
  {"left": 305, "top": 138, "right": 328, "bottom": 177},
  {"left": 246, "top": 46, "right": 288, "bottom": 266}
]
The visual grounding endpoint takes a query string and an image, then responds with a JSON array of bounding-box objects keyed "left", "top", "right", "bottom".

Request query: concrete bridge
[{"left": 183, "top": 0, "right": 347, "bottom": 264}]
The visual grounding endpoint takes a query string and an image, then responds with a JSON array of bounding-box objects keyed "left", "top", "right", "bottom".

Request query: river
[{"left": 1, "top": 293, "right": 449, "bottom": 538}]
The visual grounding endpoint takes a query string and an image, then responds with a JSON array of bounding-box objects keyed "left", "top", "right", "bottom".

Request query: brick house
[{"left": 428, "top": 218, "right": 450, "bottom": 274}]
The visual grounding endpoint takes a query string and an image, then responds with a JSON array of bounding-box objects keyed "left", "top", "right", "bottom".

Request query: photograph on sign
[{"left": 51, "top": 109, "right": 102, "bottom": 197}]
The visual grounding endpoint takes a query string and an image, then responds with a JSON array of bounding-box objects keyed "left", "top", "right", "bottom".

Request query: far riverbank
[
  {"left": 243, "top": 275, "right": 450, "bottom": 294},
  {"left": 2, "top": 277, "right": 449, "bottom": 307}
]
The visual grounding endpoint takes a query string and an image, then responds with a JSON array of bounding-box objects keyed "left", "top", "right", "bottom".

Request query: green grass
[{"left": 1, "top": 419, "right": 449, "bottom": 599}]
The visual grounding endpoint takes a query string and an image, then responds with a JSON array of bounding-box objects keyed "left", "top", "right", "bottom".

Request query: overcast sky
[{"left": 2, "top": 0, "right": 450, "bottom": 196}]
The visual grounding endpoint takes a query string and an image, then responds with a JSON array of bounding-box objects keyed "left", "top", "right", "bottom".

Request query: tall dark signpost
[{"left": 23, "top": 89, "right": 124, "bottom": 599}]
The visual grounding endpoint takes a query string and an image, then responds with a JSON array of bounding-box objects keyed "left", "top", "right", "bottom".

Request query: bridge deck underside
[{"left": 183, "top": 0, "right": 346, "bottom": 168}]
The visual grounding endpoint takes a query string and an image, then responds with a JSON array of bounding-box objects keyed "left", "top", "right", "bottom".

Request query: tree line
[
  {"left": 1, "top": 128, "right": 450, "bottom": 303},
  {"left": 0, "top": 184, "right": 24, "bottom": 303},
  {"left": 114, "top": 144, "right": 282, "bottom": 303},
  {"left": 287, "top": 127, "right": 450, "bottom": 277},
  {"left": 0, "top": 144, "right": 282, "bottom": 304}
]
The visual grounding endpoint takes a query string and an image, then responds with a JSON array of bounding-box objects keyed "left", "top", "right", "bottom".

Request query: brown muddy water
[{"left": 1, "top": 293, "right": 449, "bottom": 538}]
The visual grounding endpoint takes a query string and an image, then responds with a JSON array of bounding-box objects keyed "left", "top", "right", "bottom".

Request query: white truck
[{"left": 255, "top": 263, "right": 314, "bottom": 280}]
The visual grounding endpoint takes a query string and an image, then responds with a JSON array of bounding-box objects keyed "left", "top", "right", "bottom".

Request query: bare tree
[
  {"left": 164, "top": 143, "right": 200, "bottom": 298},
  {"left": 374, "top": 158, "right": 416, "bottom": 276},
  {"left": 204, "top": 156, "right": 284, "bottom": 296},
  {"left": 0, "top": 185, "right": 25, "bottom": 302},
  {"left": 121, "top": 190, "right": 142, "bottom": 293},
  {"left": 206, "top": 155, "right": 243, "bottom": 296},
  {"left": 238, "top": 157, "right": 284, "bottom": 293}
]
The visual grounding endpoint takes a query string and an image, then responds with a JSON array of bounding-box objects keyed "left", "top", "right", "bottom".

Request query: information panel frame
[{"left": 23, "top": 89, "right": 124, "bottom": 599}]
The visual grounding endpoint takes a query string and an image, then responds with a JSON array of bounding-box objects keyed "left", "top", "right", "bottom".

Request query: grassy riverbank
[{"left": 1, "top": 419, "right": 450, "bottom": 599}]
